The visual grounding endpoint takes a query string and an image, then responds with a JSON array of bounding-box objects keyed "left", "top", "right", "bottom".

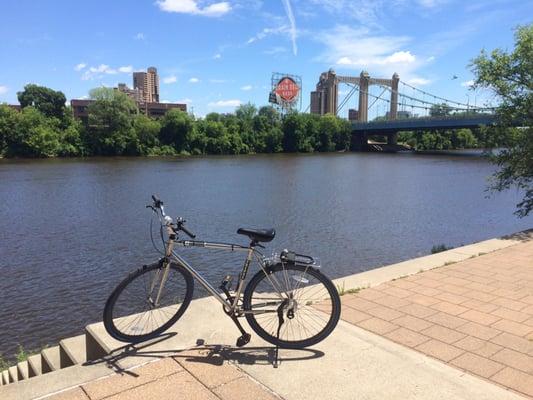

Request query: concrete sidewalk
[
  {"left": 338, "top": 239, "right": 533, "bottom": 398},
  {"left": 8, "top": 231, "right": 532, "bottom": 400}
]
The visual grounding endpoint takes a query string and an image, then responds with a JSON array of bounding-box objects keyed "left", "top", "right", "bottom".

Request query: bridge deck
[{"left": 352, "top": 115, "right": 497, "bottom": 133}]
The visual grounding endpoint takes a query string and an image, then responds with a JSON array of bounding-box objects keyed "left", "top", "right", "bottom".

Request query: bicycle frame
[{"left": 156, "top": 221, "right": 282, "bottom": 315}]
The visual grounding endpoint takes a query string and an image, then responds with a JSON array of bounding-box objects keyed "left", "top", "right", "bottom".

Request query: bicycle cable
[{"left": 149, "top": 211, "right": 165, "bottom": 255}]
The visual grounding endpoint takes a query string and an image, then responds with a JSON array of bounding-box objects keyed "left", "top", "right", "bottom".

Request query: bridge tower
[
  {"left": 357, "top": 71, "right": 370, "bottom": 122},
  {"left": 310, "top": 70, "right": 400, "bottom": 123}
]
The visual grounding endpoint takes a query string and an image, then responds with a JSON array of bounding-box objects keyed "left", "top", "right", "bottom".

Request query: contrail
[{"left": 281, "top": 0, "right": 297, "bottom": 55}]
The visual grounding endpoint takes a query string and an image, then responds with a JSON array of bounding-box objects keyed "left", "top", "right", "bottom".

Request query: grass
[
  {"left": 336, "top": 281, "right": 366, "bottom": 296},
  {"left": 431, "top": 244, "right": 453, "bottom": 254},
  {"left": 0, "top": 344, "right": 43, "bottom": 371}
]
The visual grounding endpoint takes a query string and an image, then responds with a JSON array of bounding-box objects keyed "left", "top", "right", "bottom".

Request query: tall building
[{"left": 133, "top": 67, "right": 160, "bottom": 103}]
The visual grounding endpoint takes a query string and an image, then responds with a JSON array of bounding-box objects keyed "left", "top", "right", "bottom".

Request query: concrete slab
[
  {"left": 42, "top": 346, "right": 60, "bottom": 373},
  {"left": 60, "top": 335, "right": 86, "bottom": 367},
  {"left": 86, "top": 295, "right": 521, "bottom": 400},
  {"left": 2, "top": 370, "right": 10, "bottom": 385},
  {"left": 0, "top": 359, "right": 116, "bottom": 400},
  {"left": 17, "top": 361, "right": 29, "bottom": 381},
  {"left": 27, "top": 354, "right": 42, "bottom": 377},
  {"left": 8, "top": 366, "right": 18, "bottom": 383}
]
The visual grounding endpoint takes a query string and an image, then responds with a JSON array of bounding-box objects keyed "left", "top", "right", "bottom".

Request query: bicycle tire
[
  {"left": 103, "top": 261, "right": 194, "bottom": 343},
  {"left": 243, "top": 263, "right": 341, "bottom": 349}
]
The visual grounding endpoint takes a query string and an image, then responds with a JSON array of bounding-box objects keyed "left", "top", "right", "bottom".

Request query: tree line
[{"left": 0, "top": 85, "right": 354, "bottom": 158}]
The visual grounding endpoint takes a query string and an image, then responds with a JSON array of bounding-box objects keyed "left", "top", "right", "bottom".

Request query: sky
[{"left": 0, "top": 0, "right": 531, "bottom": 118}]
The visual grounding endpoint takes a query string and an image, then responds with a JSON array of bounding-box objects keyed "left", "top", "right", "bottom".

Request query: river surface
[{"left": 0, "top": 153, "right": 531, "bottom": 359}]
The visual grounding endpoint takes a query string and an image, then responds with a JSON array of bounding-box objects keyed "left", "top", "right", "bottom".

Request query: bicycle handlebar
[{"left": 150, "top": 194, "right": 196, "bottom": 239}]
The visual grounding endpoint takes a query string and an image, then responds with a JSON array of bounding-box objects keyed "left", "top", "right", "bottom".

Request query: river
[{"left": 0, "top": 153, "right": 531, "bottom": 360}]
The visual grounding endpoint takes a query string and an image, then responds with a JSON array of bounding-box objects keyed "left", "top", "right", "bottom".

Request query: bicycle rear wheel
[
  {"left": 103, "top": 261, "right": 194, "bottom": 343},
  {"left": 243, "top": 263, "right": 341, "bottom": 349}
]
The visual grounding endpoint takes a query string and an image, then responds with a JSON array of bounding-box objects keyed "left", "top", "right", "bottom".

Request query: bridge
[{"left": 310, "top": 69, "right": 499, "bottom": 150}]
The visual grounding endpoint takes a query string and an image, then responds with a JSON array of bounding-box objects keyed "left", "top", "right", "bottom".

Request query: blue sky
[{"left": 0, "top": 0, "right": 531, "bottom": 118}]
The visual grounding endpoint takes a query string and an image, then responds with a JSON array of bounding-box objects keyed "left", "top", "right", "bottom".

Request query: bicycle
[{"left": 103, "top": 195, "right": 341, "bottom": 352}]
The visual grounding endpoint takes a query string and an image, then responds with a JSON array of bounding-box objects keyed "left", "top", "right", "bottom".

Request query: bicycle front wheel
[
  {"left": 243, "top": 263, "right": 341, "bottom": 349},
  {"left": 103, "top": 261, "right": 194, "bottom": 343}
]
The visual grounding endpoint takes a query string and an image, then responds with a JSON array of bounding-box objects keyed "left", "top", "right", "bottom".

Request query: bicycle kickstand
[{"left": 273, "top": 300, "right": 288, "bottom": 368}]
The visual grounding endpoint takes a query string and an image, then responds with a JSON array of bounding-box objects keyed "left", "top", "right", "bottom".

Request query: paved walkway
[
  {"left": 35, "top": 235, "right": 532, "bottom": 400},
  {"left": 340, "top": 240, "right": 533, "bottom": 398},
  {"left": 46, "top": 350, "right": 280, "bottom": 400}
]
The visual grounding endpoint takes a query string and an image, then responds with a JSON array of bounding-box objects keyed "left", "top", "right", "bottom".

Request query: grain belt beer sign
[{"left": 275, "top": 77, "right": 300, "bottom": 103}]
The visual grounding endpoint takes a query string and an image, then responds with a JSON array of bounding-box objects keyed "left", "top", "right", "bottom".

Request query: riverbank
[{"left": 1, "top": 230, "right": 530, "bottom": 399}]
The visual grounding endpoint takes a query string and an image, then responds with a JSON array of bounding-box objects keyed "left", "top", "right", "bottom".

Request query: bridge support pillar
[
  {"left": 389, "top": 73, "right": 399, "bottom": 120},
  {"left": 357, "top": 71, "right": 370, "bottom": 122},
  {"left": 387, "top": 132, "right": 398, "bottom": 145}
]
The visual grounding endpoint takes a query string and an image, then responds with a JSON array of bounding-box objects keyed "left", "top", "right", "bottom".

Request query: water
[{"left": 0, "top": 153, "right": 530, "bottom": 359}]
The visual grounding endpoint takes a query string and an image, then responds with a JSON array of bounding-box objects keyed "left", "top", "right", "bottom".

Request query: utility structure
[{"left": 310, "top": 69, "right": 399, "bottom": 122}]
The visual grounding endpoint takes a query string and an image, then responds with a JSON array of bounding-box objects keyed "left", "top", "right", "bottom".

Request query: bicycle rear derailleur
[{"left": 219, "top": 275, "right": 251, "bottom": 347}]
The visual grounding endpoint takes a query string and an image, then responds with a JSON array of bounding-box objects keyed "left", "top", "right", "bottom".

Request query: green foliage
[
  {"left": 471, "top": 24, "right": 533, "bottom": 217},
  {"left": 85, "top": 88, "right": 139, "bottom": 155},
  {"left": 17, "top": 84, "right": 67, "bottom": 120},
  {"left": 3, "top": 85, "right": 354, "bottom": 158},
  {"left": 431, "top": 244, "right": 452, "bottom": 254}
]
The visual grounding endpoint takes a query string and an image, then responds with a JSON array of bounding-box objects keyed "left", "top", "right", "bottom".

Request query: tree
[
  {"left": 17, "top": 84, "right": 66, "bottom": 120},
  {"left": 133, "top": 114, "right": 160, "bottom": 155},
  {"left": 159, "top": 109, "right": 193, "bottom": 153},
  {"left": 429, "top": 103, "right": 452, "bottom": 117},
  {"left": 85, "top": 88, "right": 138, "bottom": 155},
  {"left": 471, "top": 24, "right": 533, "bottom": 217}
]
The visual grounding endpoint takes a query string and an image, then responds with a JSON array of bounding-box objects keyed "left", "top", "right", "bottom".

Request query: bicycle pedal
[{"left": 236, "top": 333, "right": 251, "bottom": 347}]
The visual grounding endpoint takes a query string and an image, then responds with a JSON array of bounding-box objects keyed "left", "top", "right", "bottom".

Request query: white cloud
[
  {"left": 247, "top": 26, "right": 289, "bottom": 44},
  {"left": 417, "top": 0, "right": 449, "bottom": 8},
  {"left": 163, "top": 75, "right": 177, "bottom": 84},
  {"left": 426, "top": 56, "right": 435, "bottom": 62},
  {"left": 0, "top": 85, "right": 8, "bottom": 95},
  {"left": 156, "top": 0, "right": 231, "bottom": 17},
  {"left": 74, "top": 63, "right": 86, "bottom": 71},
  {"left": 316, "top": 25, "right": 425, "bottom": 79},
  {"left": 461, "top": 80, "right": 475, "bottom": 87},
  {"left": 281, "top": 0, "right": 297, "bottom": 55},
  {"left": 80, "top": 64, "right": 134, "bottom": 80},
  {"left": 407, "top": 77, "right": 431, "bottom": 86},
  {"left": 189, "top": 77, "right": 200, "bottom": 83},
  {"left": 241, "top": 85, "right": 253, "bottom": 91},
  {"left": 177, "top": 98, "right": 193, "bottom": 103},
  {"left": 213, "top": 53, "right": 222, "bottom": 59},
  {"left": 118, "top": 66, "right": 133, "bottom": 73},
  {"left": 134, "top": 32, "right": 145, "bottom": 40},
  {"left": 264, "top": 46, "right": 288, "bottom": 55},
  {"left": 208, "top": 99, "right": 242, "bottom": 107}
]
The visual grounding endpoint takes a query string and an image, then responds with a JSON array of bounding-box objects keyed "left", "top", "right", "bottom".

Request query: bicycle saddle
[{"left": 237, "top": 228, "right": 276, "bottom": 243}]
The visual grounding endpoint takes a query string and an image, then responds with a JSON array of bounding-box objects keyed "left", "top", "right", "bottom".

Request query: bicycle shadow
[{"left": 84, "top": 334, "right": 324, "bottom": 374}]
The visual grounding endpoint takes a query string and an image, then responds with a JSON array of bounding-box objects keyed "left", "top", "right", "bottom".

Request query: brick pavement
[
  {"left": 45, "top": 349, "right": 281, "bottom": 400},
  {"left": 340, "top": 240, "right": 533, "bottom": 398}
]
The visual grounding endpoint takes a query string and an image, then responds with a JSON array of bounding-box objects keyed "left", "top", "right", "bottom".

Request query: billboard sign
[
  {"left": 275, "top": 77, "right": 300, "bottom": 102},
  {"left": 269, "top": 73, "right": 302, "bottom": 112}
]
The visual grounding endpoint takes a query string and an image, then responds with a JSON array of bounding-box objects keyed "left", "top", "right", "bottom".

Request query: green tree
[
  {"left": 159, "top": 109, "right": 193, "bottom": 153},
  {"left": 429, "top": 103, "right": 452, "bottom": 117},
  {"left": 17, "top": 84, "right": 66, "bottom": 120},
  {"left": 133, "top": 114, "right": 161, "bottom": 155},
  {"left": 471, "top": 24, "right": 533, "bottom": 217},
  {"left": 282, "top": 112, "right": 307, "bottom": 152},
  {"left": 0, "top": 104, "right": 20, "bottom": 156},
  {"left": 85, "top": 88, "right": 138, "bottom": 155},
  {"left": 318, "top": 114, "right": 338, "bottom": 152}
]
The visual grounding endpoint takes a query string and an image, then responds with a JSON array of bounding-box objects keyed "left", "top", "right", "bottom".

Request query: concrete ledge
[
  {"left": 59, "top": 335, "right": 86, "bottom": 367},
  {"left": 41, "top": 347, "right": 60, "bottom": 373},
  {"left": 332, "top": 230, "right": 532, "bottom": 292},
  {"left": 27, "top": 355, "right": 41, "bottom": 378}
]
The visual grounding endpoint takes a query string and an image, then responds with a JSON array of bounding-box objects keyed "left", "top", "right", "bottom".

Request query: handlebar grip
[
  {"left": 151, "top": 194, "right": 163, "bottom": 207},
  {"left": 180, "top": 225, "right": 196, "bottom": 239}
]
